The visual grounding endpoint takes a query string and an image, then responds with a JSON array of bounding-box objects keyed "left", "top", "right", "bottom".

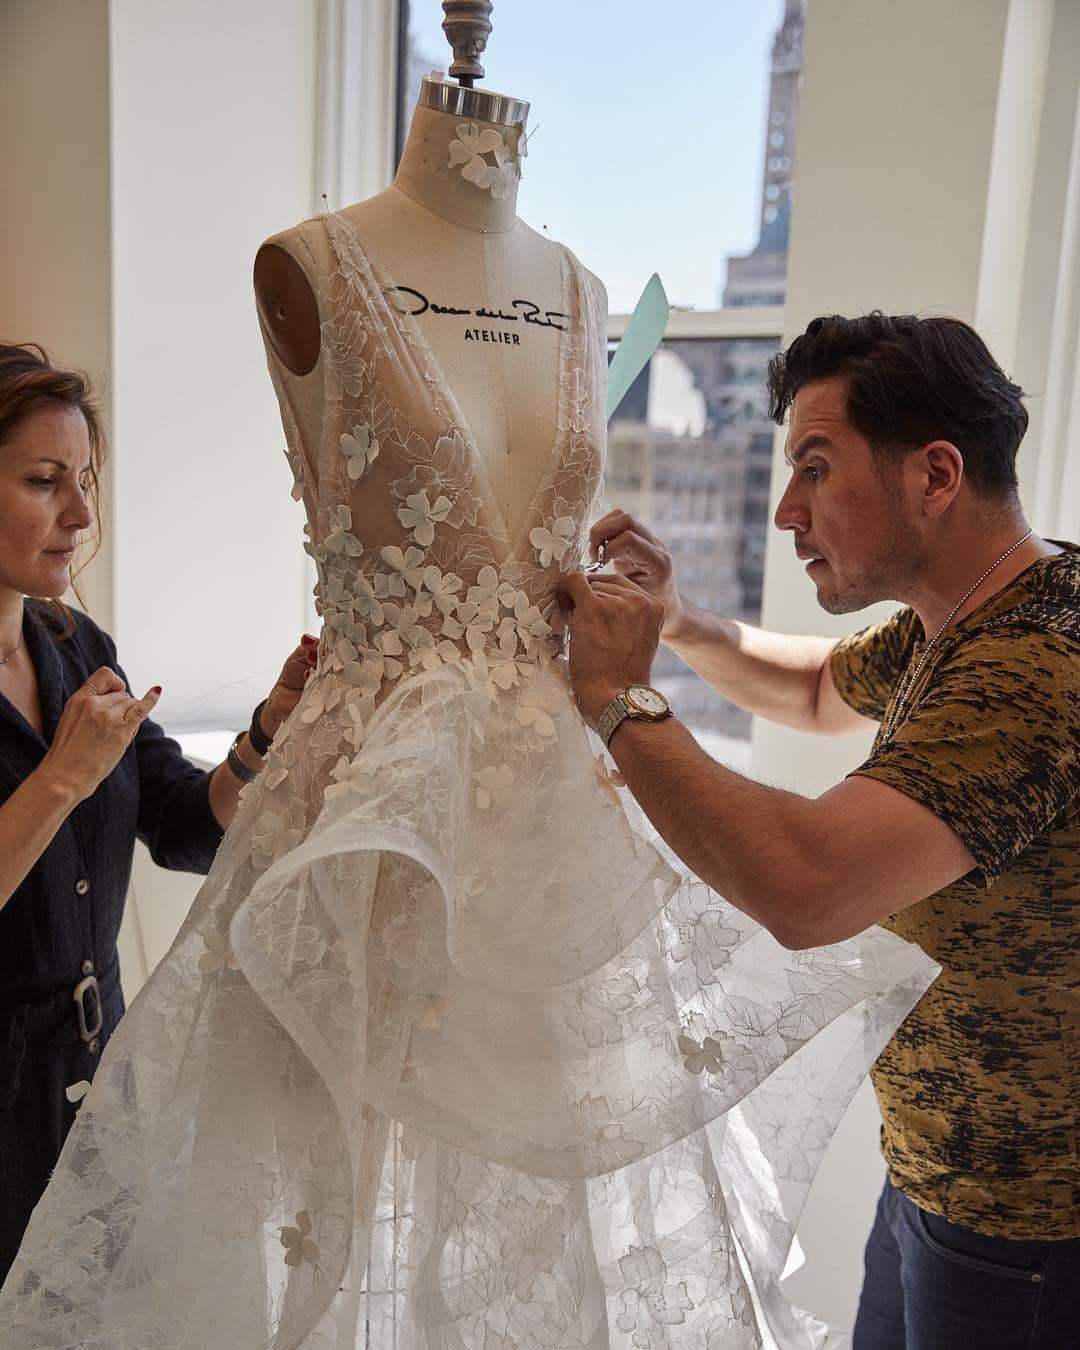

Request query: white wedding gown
[{"left": 0, "top": 213, "right": 937, "bottom": 1348}]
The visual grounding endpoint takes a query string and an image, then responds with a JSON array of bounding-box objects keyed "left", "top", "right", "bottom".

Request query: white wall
[
  {"left": 0, "top": 0, "right": 115, "bottom": 627},
  {"left": 751, "top": 0, "right": 1076, "bottom": 1336},
  {"left": 108, "top": 0, "right": 319, "bottom": 730}
]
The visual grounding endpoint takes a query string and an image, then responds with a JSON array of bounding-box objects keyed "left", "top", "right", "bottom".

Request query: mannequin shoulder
[
  {"left": 253, "top": 219, "right": 329, "bottom": 376},
  {"left": 516, "top": 222, "right": 608, "bottom": 314}
]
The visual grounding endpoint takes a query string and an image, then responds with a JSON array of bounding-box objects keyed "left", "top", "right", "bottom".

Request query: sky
[{"left": 405, "top": 0, "right": 785, "bottom": 313}]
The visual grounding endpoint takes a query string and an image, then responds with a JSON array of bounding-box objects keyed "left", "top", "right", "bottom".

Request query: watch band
[
  {"left": 248, "top": 698, "right": 273, "bottom": 757},
  {"left": 226, "top": 732, "right": 258, "bottom": 784},
  {"left": 597, "top": 687, "right": 672, "bottom": 748},
  {"left": 597, "top": 694, "right": 631, "bottom": 748}
]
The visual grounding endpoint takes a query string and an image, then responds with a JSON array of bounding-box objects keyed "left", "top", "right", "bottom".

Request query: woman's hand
[
  {"left": 40, "top": 667, "right": 161, "bottom": 804},
  {"left": 259, "top": 635, "right": 319, "bottom": 739}
]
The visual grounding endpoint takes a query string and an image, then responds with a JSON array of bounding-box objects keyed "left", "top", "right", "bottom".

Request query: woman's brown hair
[{"left": 0, "top": 342, "right": 107, "bottom": 639}]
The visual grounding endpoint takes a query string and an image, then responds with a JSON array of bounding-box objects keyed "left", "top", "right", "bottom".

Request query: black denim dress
[{"left": 0, "top": 600, "right": 224, "bottom": 1279}]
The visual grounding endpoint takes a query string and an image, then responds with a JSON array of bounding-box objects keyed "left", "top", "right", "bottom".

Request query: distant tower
[{"left": 722, "top": 0, "right": 806, "bottom": 307}]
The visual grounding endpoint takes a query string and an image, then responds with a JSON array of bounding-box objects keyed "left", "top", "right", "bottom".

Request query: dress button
[
  {"left": 75, "top": 878, "right": 90, "bottom": 896},
  {"left": 81, "top": 959, "right": 94, "bottom": 975},
  {"left": 88, "top": 1038, "right": 100, "bottom": 1054}
]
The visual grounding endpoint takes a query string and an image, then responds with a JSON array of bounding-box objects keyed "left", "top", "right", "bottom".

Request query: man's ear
[{"left": 919, "top": 440, "right": 964, "bottom": 518}]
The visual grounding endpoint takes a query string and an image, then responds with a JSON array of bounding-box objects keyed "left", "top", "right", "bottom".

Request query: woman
[{"left": 0, "top": 342, "right": 315, "bottom": 1279}]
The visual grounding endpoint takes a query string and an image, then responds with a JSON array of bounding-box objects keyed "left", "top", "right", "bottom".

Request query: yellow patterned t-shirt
[{"left": 829, "top": 545, "right": 1080, "bottom": 1239}]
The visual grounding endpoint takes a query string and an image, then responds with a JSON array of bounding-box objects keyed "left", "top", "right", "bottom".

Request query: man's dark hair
[{"left": 766, "top": 313, "right": 1028, "bottom": 497}]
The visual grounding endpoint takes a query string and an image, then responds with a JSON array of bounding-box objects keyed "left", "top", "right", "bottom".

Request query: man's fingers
[
  {"left": 590, "top": 510, "right": 663, "bottom": 555},
  {"left": 601, "top": 529, "right": 667, "bottom": 575},
  {"left": 587, "top": 574, "right": 652, "bottom": 600},
  {"left": 558, "top": 571, "right": 595, "bottom": 608}
]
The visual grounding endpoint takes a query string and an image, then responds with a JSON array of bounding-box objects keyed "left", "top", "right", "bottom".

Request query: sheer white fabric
[{"left": 0, "top": 214, "right": 938, "bottom": 1348}]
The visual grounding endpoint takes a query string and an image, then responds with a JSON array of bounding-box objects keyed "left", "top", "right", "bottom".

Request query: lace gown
[{"left": 0, "top": 213, "right": 938, "bottom": 1348}]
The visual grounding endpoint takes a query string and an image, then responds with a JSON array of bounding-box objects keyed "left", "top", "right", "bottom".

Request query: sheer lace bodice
[{"left": 0, "top": 215, "right": 938, "bottom": 1349}]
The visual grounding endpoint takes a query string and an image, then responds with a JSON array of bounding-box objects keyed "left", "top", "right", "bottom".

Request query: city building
[{"left": 605, "top": 0, "right": 806, "bottom": 746}]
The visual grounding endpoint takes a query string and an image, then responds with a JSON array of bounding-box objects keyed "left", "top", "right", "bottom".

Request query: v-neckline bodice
[{"left": 324, "top": 209, "right": 582, "bottom": 556}]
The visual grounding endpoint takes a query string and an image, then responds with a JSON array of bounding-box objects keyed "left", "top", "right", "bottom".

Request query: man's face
[{"left": 773, "top": 377, "right": 926, "bottom": 614}]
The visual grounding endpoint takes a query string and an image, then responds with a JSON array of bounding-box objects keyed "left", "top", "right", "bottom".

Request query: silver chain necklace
[
  {"left": 880, "top": 529, "right": 1034, "bottom": 744},
  {"left": 0, "top": 630, "right": 24, "bottom": 667}
]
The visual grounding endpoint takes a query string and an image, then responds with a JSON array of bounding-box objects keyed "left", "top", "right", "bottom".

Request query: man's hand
[
  {"left": 589, "top": 510, "right": 690, "bottom": 640},
  {"left": 559, "top": 572, "right": 665, "bottom": 725}
]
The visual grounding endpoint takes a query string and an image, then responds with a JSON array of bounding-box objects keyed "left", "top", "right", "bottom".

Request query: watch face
[{"left": 626, "top": 684, "right": 669, "bottom": 716}]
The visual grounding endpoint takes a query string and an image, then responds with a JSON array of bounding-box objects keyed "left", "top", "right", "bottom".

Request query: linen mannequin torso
[{"left": 256, "top": 100, "right": 571, "bottom": 532}]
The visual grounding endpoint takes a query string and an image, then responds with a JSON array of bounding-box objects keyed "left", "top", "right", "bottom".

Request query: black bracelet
[
  {"left": 226, "top": 733, "right": 258, "bottom": 785},
  {"left": 248, "top": 698, "right": 273, "bottom": 757}
]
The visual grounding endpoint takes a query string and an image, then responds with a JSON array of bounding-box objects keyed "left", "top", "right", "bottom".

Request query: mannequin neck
[{"left": 392, "top": 101, "right": 525, "bottom": 235}]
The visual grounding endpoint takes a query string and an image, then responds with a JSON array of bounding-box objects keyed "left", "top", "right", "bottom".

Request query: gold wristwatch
[{"left": 596, "top": 684, "right": 672, "bottom": 748}]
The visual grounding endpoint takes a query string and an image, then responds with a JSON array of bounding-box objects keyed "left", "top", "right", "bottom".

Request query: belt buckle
[{"left": 72, "top": 974, "right": 103, "bottom": 1043}]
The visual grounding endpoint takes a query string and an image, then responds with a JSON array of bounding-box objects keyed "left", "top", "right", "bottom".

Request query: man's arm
[
  {"left": 560, "top": 570, "right": 974, "bottom": 950},
  {"left": 607, "top": 713, "right": 973, "bottom": 949},
  {"left": 590, "top": 510, "right": 873, "bottom": 735}
]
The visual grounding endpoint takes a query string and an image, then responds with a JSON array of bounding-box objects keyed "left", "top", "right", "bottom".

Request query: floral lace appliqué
[{"left": 447, "top": 122, "right": 521, "bottom": 200}]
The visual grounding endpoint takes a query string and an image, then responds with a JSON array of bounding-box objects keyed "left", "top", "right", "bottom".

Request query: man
[{"left": 560, "top": 313, "right": 1079, "bottom": 1348}]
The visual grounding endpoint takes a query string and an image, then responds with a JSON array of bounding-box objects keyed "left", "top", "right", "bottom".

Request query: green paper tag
[{"left": 606, "top": 273, "right": 671, "bottom": 422}]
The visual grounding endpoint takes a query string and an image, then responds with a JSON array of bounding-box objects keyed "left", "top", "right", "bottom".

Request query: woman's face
[{"left": 0, "top": 405, "right": 94, "bottom": 601}]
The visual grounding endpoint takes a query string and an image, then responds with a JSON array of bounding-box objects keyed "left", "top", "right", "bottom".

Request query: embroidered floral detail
[
  {"left": 515, "top": 686, "right": 563, "bottom": 740},
  {"left": 300, "top": 682, "right": 342, "bottom": 724},
  {"left": 574, "top": 1094, "right": 645, "bottom": 1168},
  {"left": 325, "top": 754, "right": 375, "bottom": 802},
  {"left": 509, "top": 591, "right": 555, "bottom": 651},
  {"left": 324, "top": 505, "right": 364, "bottom": 557},
  {"left": 339, "top": 422, "right": 379, "bottom": 480},
  {"left": 421, "top": 565, "right": 463, "bottom": 605},
  {"left": 412, "top": 635, "right": 463, "bottom": 672},
  {"left": 594, "top": 753, "right": 626, "bottom": 803},
  {"left": 286, "top": 450, "right": 305, "bottom": 502},
  {"left": 467, "top": 564, "right": 518, "bottom": 613},
  {"left": 378, "top": 602, "right": 426, "bottom": 658},
  {"left": 198, "top": 929, "right": 240, "bottom": 976},
  {"left": 340, "top": 693, "right": 367, "bottom": 752},
  {"left": 529, "top": 517, "right": 576, "bottom": 568},
  {"left": 302, "top": 522, "right": 328, "bottom": 566},
  {"left": 262, "top": 739, "right": 296, "bottom": 791},
  {"left": 381, "top": 911, "right": 429, "bottom": 971},
  {"left": 447, "top": 122, "right": 518, "bottom": 200},
  {"left": 349, "top": 576, "right": 385, "bottom": 627},
  {"left": 474, "top": 763, "right": 515, "bottom": 810},
  {"left": 677, "top": 1032, "right": 723, "bottom": 1076},
  {"left": 253, "top": 809, "right": 303, "bottom": 862},
  {"left": 65, "top": 1080, "right": 92, "bottom": 1107},
  {"left": 377, "top": 545, "right": 426, "bottom": 597},
  {"left": 279, "top": 1209, "right": 320, "bottom": 1268},
  {"left": 441, "top": 598, "right": 496, "bottom": 652},
  {"left": 616, "top": 1245, "right": 694, "bottom": 1334},
  {"left": 564, "top": 972, "right": 639, "bottom": 1048},
  {"left": 397, "top": 490, "right": 453, "bottom": 547}
]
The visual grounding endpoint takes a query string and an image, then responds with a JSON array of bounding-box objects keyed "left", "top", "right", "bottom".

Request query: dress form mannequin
[{"left": 254, "top": 80, "right": 592, "bottom": 534}]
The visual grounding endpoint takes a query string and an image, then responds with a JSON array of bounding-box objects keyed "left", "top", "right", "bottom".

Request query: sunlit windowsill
[
  {"left": 172, "top": 728, "right": 238, "bottom": 771},
  {"left": 608, "top": 304, "right": 786, "bottom": 341}
]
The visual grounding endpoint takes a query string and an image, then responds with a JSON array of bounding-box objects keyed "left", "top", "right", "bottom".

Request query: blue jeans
[{"left": 853, "top": 1178, "right": 1080, "bottom": 1349}]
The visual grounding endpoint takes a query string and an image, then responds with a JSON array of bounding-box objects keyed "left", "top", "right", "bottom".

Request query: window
[{"left": 399, "top": 2, "right": 807, "bottom": 764}]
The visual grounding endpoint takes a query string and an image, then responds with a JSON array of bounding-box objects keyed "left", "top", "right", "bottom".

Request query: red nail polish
[
  {"left": 151, "top": 685, "right": 162, "bottom": 694},
  {"left": 301, "top": 635, "right": 317, "bottom": 646}
]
